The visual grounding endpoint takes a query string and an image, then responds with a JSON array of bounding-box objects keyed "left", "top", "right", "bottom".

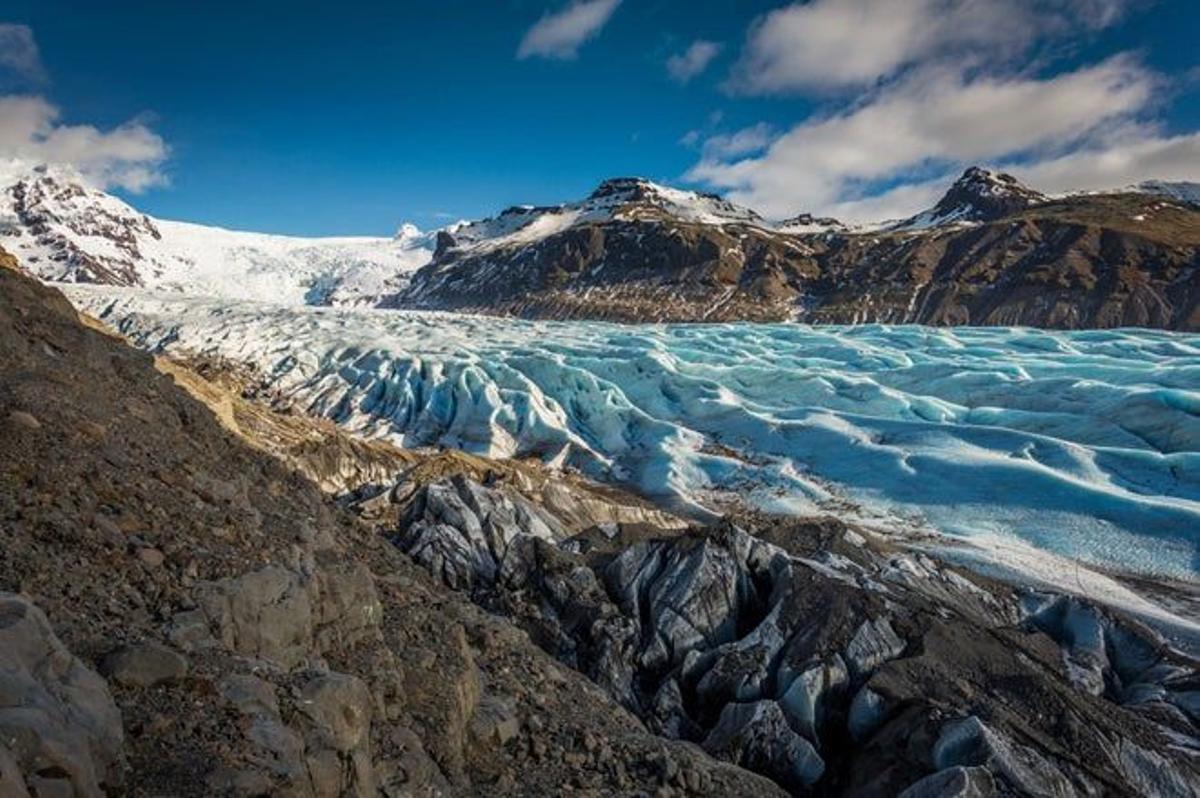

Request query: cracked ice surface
[{"left": 67, "top": 286, "right": 1199, "bottom": 584}]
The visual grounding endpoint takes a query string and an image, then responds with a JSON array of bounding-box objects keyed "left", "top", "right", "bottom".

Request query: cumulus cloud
[
  {"left": 726, "top": 0, "right": 1130, "bottom": 94},
  {"left": 0, "top": 23, "right": 46, "bottom": 84},
  {"left": 1013, "top": 130, "right": 1200, "bottom": 193},
  {"left": 667, "top": 40, "right": 722, "bottom": 83},
  {"left": 694, "top": 122, "right": 775, "bottom": 159},
  {"left": 517, "top": 0, "right": 621, "bottom": 60},
  {"left": 683, "top": 0, "right": 1184, "bottom": 222},
  {"left": 814, "top": 129, "right": 1200, "bottom": 223},
  {"left": 0, "top": 26, "right": 167, "bottom": 192},
  {"left": 691, "top": 56, "right": 1155, "bottom": 218},
  {"left": 0, "top": 95, "right": 168, "bottom": 192}
]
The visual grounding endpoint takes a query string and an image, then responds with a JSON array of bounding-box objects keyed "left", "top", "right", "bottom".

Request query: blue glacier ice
[{"left": 69, "top": 287, "right": 1200, "bottom": 584}]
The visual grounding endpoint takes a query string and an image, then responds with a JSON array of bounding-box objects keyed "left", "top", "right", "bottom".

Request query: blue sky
[{"left": 2, "top": 0, "right": 1198, "bottom": 235}]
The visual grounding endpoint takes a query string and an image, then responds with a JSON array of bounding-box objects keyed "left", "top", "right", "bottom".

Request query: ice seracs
[{"left": 62, "top": 285, "right": 1200, "bottom": 607}]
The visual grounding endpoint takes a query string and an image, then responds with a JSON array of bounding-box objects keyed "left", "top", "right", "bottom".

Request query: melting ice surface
[{"left": 69, "top": 287, "right": 1200, "bottom": 587}]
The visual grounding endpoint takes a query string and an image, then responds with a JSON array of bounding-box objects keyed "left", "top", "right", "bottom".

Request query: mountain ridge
[
  {"left": 4, "top": 159, "right": 1198, "bottom": 328},
  {"left": 396, "top": 168, "right": 1200, "bottom": 329}
]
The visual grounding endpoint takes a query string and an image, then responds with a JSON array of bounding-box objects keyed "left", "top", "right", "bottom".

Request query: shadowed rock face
[
  {"left": 396, "top": 173, "right": 1200, "bottom": 329},
  {"left": 376, "top": 479, "right": 1200, "bottom": 796}
]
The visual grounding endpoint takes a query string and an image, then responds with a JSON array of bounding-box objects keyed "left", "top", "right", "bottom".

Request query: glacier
[{"left": 67, "top": 286, "right": 1200, "bottom": 589}]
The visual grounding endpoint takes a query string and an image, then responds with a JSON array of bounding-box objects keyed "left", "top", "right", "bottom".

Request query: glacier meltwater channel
[{"left": 68, "top": 287, "right": 1199, "bottom": 585}]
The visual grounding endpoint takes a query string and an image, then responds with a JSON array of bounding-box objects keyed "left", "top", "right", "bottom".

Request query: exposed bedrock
[
  {"left": 0, "top": 594, "right": 126, "bottom": 797},
  {"left": 378, "top": 475, "right": 1200, "bottom": 796}
]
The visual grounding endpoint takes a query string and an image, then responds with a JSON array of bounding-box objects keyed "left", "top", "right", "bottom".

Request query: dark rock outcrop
[{"left": 378, "top": 477, "right": 1200, "bottom": 796}]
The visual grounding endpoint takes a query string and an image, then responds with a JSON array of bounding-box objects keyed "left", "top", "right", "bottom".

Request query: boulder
[
  {"left": 703, "top": 700, "right": 825, "bottom": 791},
  {"left": 100, "top": 642, "right": 188, "bottom": 688},
  {"left": 312, "top": 561, "right": 383, "bottom": 652},
  {"left": 295, "top": 672, "right": 376, "bottom": 797},
  {"left": 0, "top": 594, "right": 125, "bottom": 796},
  {"left": 469, "top": 695, "right": 520, "bottom": 746},
  {"left": 214, "top": 669, "right": 379, "bottom": 797},
  {"left": 194, "top": 565, "right": 316, "bottom": 668},
  {"left": 190, "top": 562, "right": 382, "bottom": 669}
]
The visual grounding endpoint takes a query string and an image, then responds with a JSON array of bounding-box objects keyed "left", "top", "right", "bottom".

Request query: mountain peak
[
  {"left": 776, "top": 212, "right": 846, "bottom": 234},
  {"left": 935, "top": 166, "right": 1046, "bottom": 218},
  {"left": 587, "top": 177, "right": 663, "bottom": 202},
  {"left": 896, "top": 166, "right": 1046, "bottom": 230}
]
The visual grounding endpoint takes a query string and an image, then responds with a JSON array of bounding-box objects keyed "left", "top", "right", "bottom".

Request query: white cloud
[
  {"left": 1013, "top": 131, "right": 1200, "bottom": 194},
  {"left": 726, "top": 0, "right": 1131, "bottom": 94},
  {"left": 697, "top": 122, "right": 775, "bottom": 159},
  {"left": 688, "top": 0, "right": 1169, "bottom": 224},
  {"left": 817, "top": 130, "right": 1200, "bottom": 223},
  {"left": 821, "top": 178, "right": 950, "bottom": 224},
  {"left": 0, "top": 23, "right": 46, "bottom": 84},
  {"left": 689, "top": 56, "right": 1157, "bottom": 219},
  {"left": 517, "top": 0, "right": 621, "bottom": 60},
  {"left": 0, "top": 95, "right": 168, "bottom": 192},
  {"left": 667, "top": 40, "right": 722, "bottom": 83}
]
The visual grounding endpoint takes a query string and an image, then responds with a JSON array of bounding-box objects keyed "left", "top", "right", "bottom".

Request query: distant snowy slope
[
  {"left": 1132, "top": 180, "right": 1200, "bottom": 207},
  {"left": 0, "top": 159, "right": 432, "bottom": 305}
]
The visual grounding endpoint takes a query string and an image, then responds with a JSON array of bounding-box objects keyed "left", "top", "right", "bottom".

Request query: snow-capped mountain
[
  {"left": 4, "top": 159, "right": 1198, "bottom": 328},
  {"left": 775, "top": 213, "right": 847, "bottom": 234},
  {"left": 435, "top": 177, "right": 770, "bottom": 258},
  {"left": 398, "top": 167, "right": 1200, "bottom": 328},
  {"left": 0, "top": 160, "right": 434, "bottom": 306},
  {"left": 892, "top": 167, "right": 1048, "bottom": 230}
]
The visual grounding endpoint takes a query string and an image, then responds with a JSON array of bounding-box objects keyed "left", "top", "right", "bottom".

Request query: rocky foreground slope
[
  {"left": 3, "top": 245, "right": 1200, "bottom": 796},
  {"left": 395, "top": 170, "right": 1200, "bottom": 329},
  {"left": 0, "top": 249, "right": 775, "bottom": 796}
]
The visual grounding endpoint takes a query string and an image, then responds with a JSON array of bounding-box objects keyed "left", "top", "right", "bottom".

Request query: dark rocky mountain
[
  {"left": 395, "top": 170, "right": 1200, "bottom": 329},
  {"left": 4, "top": 245, "right": 1199, "bottom": 795},
  {"left": 895, "top": 166, "right": 1048, "bottom": 228}
]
